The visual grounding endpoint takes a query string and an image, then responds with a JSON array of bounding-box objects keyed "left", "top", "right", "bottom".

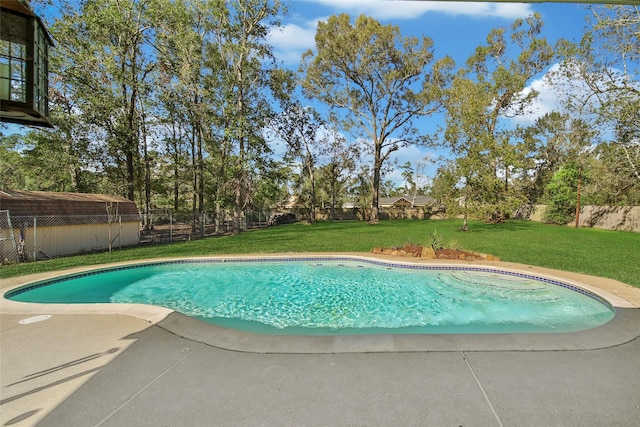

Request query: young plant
[{"left": 429, "top": 229, "right": 445, "bottom": 251}]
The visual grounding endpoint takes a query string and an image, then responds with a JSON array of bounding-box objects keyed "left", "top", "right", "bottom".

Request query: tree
[
  {"left": 400, "top": 161, "right": 416, "bottom": 196},
  {"left": 153, "top": 0, "right": 219, "bottom": 227},
  {"left": 521, "top": 112, "right": 595, "bottom": 203},
  {"left": 543, "top": 163, "right": 586, "bottom": 225},
  {"left": 555, "top": 5, "right": 639, "bottom": 188},
  {"left": 344, "top": 164, "right": 374, "bottom": 221},
  {"left": 210, "top": 0, "right": 290, "bottom": 234},
  {"left": 51, "top": 0, "right": 158, "bottom": 201},
  {"left": 399, "top": 156, "right": 431, "bottom": 205},
  {"left": 443, "top": 13, "right": 554, "bottom": 229},
  {"left": 585, "top": 142, "right": 640, "bottom": 205},
  {"left": 152, "top": 0, "right": 291, "bottom": 233},
  {"left": 270, "top": 103, "right": 324, "bottom": 222},
  {"left": 430, "top": 162, "right": 460, "bottom": 216},
  {"left": 300, "top": 14, "right": 453, "bottom": 223},
  {"left": 250, "top": 160, "right": 290, "bottom": 212},
  {"left": 0, "top": 134, "right": 29, "bottom": 190},
  {"left": 1, "top": 99, "right": 105, "bottom": 193},
  {"left": 317, "top": 128, "right": 359, "bottom": 220}
]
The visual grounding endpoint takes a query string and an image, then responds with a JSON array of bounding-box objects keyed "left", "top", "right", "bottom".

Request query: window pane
[
  {"left": 10, "top": 43, "right": 25, "bottom": 59},
  {"left": 0, "top": 64, "right": 9, "bottom": 100},
  {"left": 11, "top": 79, "right": 26, "bottom": 102},
  {"left": 0, "top": 41, "right": 9, "bottom": 57},
  {"left": 10, "top": 61, "right": 24, "bottom": 81}
]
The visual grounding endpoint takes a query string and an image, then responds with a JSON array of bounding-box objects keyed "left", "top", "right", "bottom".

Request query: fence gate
[{"left": 0, "top": 210, "right": 19, "bottom": 264}]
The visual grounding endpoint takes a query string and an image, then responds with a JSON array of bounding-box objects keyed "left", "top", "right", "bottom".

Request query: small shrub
[{"left": 429, "top": 229, "right": 445, "bottom": 250}]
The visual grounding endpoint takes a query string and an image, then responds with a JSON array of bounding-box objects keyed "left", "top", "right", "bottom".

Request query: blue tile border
[{"left": 3, "top": 256, "right": 613, "bottom": 309}]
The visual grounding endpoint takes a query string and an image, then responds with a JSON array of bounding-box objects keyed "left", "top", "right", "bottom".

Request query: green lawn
[{"left": 2, "top": 220, "right": 639, "bottom": 288}]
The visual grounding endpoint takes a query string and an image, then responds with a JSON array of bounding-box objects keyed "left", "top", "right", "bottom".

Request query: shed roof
[{"left": 0, "top": 190, "right": 139, "bottom": 217}]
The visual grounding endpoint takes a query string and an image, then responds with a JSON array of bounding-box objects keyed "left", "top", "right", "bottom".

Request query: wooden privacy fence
[
  {"left": 312, "top": 206, "right": 446, "bottom": 221},
  {"left": 530, "top": 205, "right": 640, "bottom": 232}
]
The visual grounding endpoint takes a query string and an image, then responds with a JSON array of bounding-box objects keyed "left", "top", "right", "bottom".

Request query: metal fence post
[
  {"left": 119, "top": 216, "right": 122, "bottom": 250},
  {"left": 32, "top": 216, "right": 37, "bottom": 261},
  {"left": 169, "top": 213, "right": 173, "bottom": 243}
]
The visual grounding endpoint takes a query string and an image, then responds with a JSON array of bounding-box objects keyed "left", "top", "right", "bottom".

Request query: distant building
[
  {"left": 0, "top": 190, "right": 140, "bottom": 260},
  {"left": 378, "top": 195, "right": 437, "bottom": 208},
  {"left": 341, "top": 202, "right": 358, "bottom": 209}
]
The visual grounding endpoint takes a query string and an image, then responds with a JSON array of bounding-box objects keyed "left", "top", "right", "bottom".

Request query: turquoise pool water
[{"left": 6, "top": 259, "right": 615, "bottom": 335}]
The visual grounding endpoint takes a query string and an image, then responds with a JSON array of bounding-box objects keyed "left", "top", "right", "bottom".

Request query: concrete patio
[{"left": 2, "top": 257, "right": 640, "bottom": 426}]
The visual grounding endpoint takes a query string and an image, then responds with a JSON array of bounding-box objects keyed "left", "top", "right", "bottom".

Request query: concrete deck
[{"left": 2, "top": 255, "right": 640, "bottom": 426}]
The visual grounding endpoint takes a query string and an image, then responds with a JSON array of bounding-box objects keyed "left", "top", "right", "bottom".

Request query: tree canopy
[
  {"left": 1, "top": 3, "right": 639, "bottom": 231},
  {"left": 300, "top": 14, "right": 453, "bottom": 222}
]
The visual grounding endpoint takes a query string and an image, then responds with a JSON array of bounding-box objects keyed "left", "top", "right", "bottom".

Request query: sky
[{"left": 267, "top": 0, "right": 595, "bottom": 186}]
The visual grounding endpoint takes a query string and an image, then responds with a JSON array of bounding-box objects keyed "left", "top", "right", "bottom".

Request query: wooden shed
[{"left": 0, "top": 190, "right": 140, "bottom": 260}]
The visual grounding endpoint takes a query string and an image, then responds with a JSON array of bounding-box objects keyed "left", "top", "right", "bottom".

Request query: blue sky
[
  {"left": 268, "top": 0, "right": 594, "bottom": 185},
  {"left": 273, "top": 0, "right": 589, "bottom": 67}
]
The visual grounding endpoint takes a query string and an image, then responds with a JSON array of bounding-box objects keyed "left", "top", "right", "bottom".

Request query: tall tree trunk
[
  {"left": 461, "top": 181, "right": 469, "bottom": 232},
  {"left": 124, "top": 54, "right": 138, "bottom": 202},
  {"left": 126, "top": 151, "right": 136, "bottom": 201},
  {"left": 214, "top": 117, "right": 230, "bottom": 234},
  {"left": 234, "top": 172, "right": 243, "bottom": 235},
  {"left": 73, "top": 168, "right": 81, "bottom": 192},
  {"left": 141, "top": 107, "right": 151, "bottom": 230},
  {"left": 371, "top": 143, "right": 382, "bottom": 223},
  {"left": 233, "top": 68, "right": 245, "bottom": 235},
  {"left": 330, "top": 164, "right": 337, "bottom": 221},
  {"left": 574, "top": 164, "right": 582, "bottom": 228},
  {"left": 307, "top": 158, "right": 316, "bottom": 223},
  {"left": 197, "top": 123, "right": 204, "bottom": 216},
  {"left": 215, "top": 201, "right": 222, "bottom": 234},
  {"left": 191, "top": 126, "right": 198, "bottom": 231},
  {"left": 172, "top": 124, "right": 180, "bottom": 213}
]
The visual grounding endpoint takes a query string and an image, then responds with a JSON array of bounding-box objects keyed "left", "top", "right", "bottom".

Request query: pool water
[{"left": 6, "top": 259, "right": 615, "bottom": 335}]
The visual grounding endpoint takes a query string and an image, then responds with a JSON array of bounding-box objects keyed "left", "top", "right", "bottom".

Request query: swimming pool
[{"left": 5, "top": 257, "right": 615, "bottom": 335}]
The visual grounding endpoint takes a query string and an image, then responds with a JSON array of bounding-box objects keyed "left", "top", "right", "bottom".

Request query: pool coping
[{"left": 2, "top": 253, "right": 639, "bottom": 353}]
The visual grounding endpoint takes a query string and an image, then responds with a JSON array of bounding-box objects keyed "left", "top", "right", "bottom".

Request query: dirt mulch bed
[
  {"left": 434, "top": 248, "right": 485, "bottom": 260},
  {"left": 372, "top": 244, "right": 497, "bottom": 261}
]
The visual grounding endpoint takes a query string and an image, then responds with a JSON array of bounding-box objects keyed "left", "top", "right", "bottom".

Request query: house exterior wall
[{"left": 18, "top": 222, "right": 140, "bottom": 258}]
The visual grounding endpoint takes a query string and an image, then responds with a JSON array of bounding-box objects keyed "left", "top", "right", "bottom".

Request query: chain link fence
[
  {"left": 1, "top": 209, "right": 292, "bottom": 264},
  {"left": 0, "top": 210, "right": 19, "bottom": 264},
  {"left": 139, "top": 210, "right": 288, "bottom": 244},
  {"left": 1, "top": 212, "right": 142, "bottom": 264}
]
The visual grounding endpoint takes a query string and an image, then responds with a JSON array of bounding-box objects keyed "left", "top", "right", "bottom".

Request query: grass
[{"left": 2, "top": 219, "right": 639, "bottom": 288}]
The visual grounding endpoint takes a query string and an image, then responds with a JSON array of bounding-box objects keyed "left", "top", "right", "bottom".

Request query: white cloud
[
  {"left": 503, "top": 61, "right": 630, "bottom": 127},
  {"left": 503, "top": 63, "right": 568, "bottom": 126},
  {"left": 510, "top": 76, "right": 558, "bottom": 125},
  {"left": 301, "top": 0, "right": 533, "bottom": 20},
  {"left": 268, "top": 21, "right": 319, "bottom": 65},
  {"left": 270, "top": 1, "right": 534, "bottom": 65},
  {"left": 269, "top": 22, "right": 317, "bottom": 52},
  {"left": 490, "top": 3, "right": 535, "bottom": 20}
]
